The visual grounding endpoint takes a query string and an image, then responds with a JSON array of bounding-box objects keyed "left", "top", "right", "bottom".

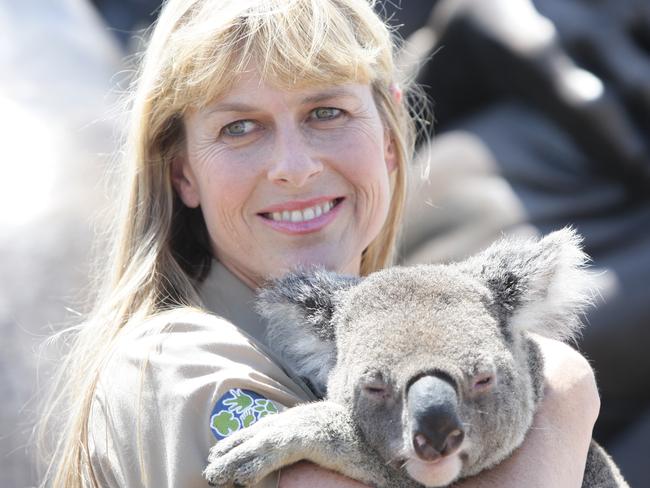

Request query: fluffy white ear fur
[
  {"left": 466, "top": 228, "right": 596, "bottom": 342},
  {"left": 512, "top": 228, "right": 595, "bottom": 342}
]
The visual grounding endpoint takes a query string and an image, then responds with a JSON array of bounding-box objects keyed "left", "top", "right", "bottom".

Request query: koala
[{"left": 204, "top": 229, "right": 628, "bottom": 487}]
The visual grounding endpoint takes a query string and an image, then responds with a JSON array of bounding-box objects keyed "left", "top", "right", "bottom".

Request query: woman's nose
[{"left": 267, "top": 129, "right": 323, "bottom": 187}]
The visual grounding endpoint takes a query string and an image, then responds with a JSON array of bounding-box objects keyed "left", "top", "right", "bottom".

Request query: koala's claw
[
  {"left": 204, "top": 453, "right": 267, "bottom": 487},
  {"left": 205, "top": 451, "right": 268, "bottom": 487},
  {"left": 204, "top": 416, "right": 301, "bottom": 487}
]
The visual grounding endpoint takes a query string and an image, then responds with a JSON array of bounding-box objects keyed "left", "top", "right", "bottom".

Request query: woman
[{"left": 37, "top": 0, "right": 599, "bottom": 487}]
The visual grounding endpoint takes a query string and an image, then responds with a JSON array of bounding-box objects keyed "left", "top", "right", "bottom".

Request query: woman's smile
[{"left": 257, "top": 196, "right": 345, "bottom": 234}]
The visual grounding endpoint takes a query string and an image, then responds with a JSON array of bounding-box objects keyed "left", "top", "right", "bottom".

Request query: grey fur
[
  {"left": 256, "top": 271, "right": 360, "bottom": 397},
  {"left": 204, "top": 228, "right": 628, "bottom": 487}
]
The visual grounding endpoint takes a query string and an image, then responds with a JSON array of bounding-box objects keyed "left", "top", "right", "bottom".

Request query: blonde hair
[{"left": 36, "top": 1, "right": 418, "bottom": 486}]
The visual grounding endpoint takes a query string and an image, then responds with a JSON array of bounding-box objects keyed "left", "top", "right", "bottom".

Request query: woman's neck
[{"left": 216, "top": 256, "right": 362, "bottom": 290}]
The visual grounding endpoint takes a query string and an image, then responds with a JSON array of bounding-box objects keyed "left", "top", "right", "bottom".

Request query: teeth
[{"left": 267, "top": 199, "right": 337, "bottom": 223}]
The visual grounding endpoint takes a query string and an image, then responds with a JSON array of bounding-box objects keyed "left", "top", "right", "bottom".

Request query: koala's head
[{"left": 258, "top": 229, "right": 594, "bottom": 487}]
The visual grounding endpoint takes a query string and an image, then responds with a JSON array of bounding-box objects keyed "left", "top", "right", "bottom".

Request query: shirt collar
[
  {"left": 198, "top": 259, "right": 269, "bottom": 347},
  {"left": 198, "top": 259, "right": 320, "bottom": 400}
]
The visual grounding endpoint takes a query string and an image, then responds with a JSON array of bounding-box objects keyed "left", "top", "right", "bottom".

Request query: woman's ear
[
  {"left": 171, "top": 153, "right": 201, "bottom": 208},
  {"left": 389, "top": 82, "right": 402, "bottom": 104},
  {"left": 384, "top": 129, "right": 398, "bottom": 173}
]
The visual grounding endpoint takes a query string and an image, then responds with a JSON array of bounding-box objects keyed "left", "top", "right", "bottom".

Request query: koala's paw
[{"left": 203, "top": 416, "right": 301, "bottom": 487}]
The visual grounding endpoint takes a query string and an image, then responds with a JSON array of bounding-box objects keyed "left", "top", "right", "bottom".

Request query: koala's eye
[
  {"left": 364, "top": 384, "right": 387, "bottom": 395},
  {"left": 362, "top": 374, "right": 390, "bottom": 398},
  {"left": 472, "top": 373, "right": 495, "bottom": 393}
]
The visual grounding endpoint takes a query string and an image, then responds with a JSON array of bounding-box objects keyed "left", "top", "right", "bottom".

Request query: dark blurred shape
[
  {"left": 418, "top": 0, "right": 650, "bottom": 196},
  {"left": 376, "top": 0, "right": 434, "bottom": 39},
  {"left": 90, "top": 0, "right": 161, "bottom": 46}
]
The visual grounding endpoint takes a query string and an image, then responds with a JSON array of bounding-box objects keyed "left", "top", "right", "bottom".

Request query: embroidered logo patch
[{"left": 210, "top": 388, "right": 279, "bottom": 440}]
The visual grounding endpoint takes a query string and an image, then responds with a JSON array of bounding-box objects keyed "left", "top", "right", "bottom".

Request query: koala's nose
[{"left": 407, "top": 374, "right": 465, "bottom": 462}]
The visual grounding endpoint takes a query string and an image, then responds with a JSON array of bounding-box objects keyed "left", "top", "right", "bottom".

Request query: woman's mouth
[{"left": 258, "top": 197, "right": 344, "bottom": 234}]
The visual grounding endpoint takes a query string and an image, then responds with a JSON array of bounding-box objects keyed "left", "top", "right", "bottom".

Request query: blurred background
[{"left": 1, "top": 0, "right": 648, "bottom": 486}]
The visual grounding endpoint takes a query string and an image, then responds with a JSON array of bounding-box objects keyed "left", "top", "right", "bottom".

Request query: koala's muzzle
[{"left": 407, "top": 375, "right": 465, "bottom": 462}]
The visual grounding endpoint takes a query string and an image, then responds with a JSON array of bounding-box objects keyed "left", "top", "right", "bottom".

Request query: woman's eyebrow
[
  {"left": 205, "top": 87, "right": 359, "bottom": 117},
  {"left": 206, "top": 102, "right": 259, "bottom": 116},
  {"left": 300, "top": 88, "right": 358, "bottom": 105}
]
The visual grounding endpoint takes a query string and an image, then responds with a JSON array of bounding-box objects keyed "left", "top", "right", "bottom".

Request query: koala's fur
[{"left": 204, "top": 229, "right": 628, "bottom": 487}]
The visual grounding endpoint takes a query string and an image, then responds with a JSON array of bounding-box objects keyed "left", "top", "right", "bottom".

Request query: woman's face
[{"left": 173, "top": 71, "right": 397, "bottom": 288}]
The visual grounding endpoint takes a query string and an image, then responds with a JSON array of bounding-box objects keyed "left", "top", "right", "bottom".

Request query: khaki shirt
[{"left": 89, "top": 261, "right": 316, "bottom": 487}]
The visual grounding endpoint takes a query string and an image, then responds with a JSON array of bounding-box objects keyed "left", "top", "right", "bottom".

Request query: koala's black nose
[{"left": 407, "top": 374, "right": 465, "bottom": 461}]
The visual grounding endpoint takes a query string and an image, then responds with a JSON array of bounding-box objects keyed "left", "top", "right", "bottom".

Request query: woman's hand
[{"left": 280, "top": 335, "right": 599, "bottom": 488}]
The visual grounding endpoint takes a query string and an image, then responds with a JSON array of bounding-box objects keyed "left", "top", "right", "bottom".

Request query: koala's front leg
[{"left": 204, "top": 400, "right": 410, "bottom": 487}]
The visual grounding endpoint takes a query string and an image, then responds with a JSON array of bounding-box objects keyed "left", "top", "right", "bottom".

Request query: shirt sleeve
[{"left": 89, "top": 312, "right": 309, "bottom": 488}]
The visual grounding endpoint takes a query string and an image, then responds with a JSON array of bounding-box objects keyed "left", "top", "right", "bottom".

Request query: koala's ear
[
  {"left": 462, "top": 228, "right": 594, "bottom": 342},
  {"left": 256, "top": 269, "right": 360, "bottom": 397}
]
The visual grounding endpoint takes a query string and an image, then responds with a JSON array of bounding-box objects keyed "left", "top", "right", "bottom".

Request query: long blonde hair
[{"left": 36, "top": 1, "right": 418, "bottom": 486}]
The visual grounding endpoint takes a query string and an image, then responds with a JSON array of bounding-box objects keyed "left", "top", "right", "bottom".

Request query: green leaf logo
[
  {"left": 211, "top": 410, "right": 241, "bottom": 438},
  {"left": 223, "top": 389, "right": 254, "bottom": 414},
  {"left": 241, "top": 411, "right": 256, "bottom": 428},
  {"left": 253, "top": 398, "right": 279, "bottom": 418},
  {"left": 210, "top": 389, "right": 280, "bottom": 440}
]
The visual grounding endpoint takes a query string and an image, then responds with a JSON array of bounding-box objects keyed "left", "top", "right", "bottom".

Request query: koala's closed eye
[
  {"left": 361, "top": 372, "right": 392, "bottom": 400},
  {"left": 471, "top": 373, "right": 496, "bottom": 394}
]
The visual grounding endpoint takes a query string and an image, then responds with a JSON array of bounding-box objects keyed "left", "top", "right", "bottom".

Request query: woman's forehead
[
  {"left": 187, "top": 50, "right": 375, "bottom": 108},
  {"left": 194, "top": 72, "right": 373, "bottom": 115}
]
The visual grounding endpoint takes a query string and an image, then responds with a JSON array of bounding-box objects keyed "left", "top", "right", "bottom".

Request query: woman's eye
[
  {"left": 311, "top": 107, "right": 342, "bottom": 121},
  {"left": 222, "top": 120, "right": 257, "bottom": 137}
]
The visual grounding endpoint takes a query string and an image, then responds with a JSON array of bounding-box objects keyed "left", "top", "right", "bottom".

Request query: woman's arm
[
  {"left": 279, "top": 462, "right": 369, "bottom": 488},
  {"left": 280, "top": 336, "right": 599, "bottom": 488}
]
